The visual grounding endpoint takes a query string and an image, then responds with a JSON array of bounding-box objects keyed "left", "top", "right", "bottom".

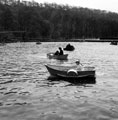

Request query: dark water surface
[{"left": 0, "top": 42, "right": 118, "bottom": 120}]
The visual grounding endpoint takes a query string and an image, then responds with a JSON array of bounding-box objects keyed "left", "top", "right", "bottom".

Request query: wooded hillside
[{"left": 0, "top": 0, "right": 118, "bottom": 42}]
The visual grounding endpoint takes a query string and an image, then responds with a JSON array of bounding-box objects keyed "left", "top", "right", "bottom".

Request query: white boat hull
[{"left": 45, "top": 64, "right": 96, "bottom": 78}]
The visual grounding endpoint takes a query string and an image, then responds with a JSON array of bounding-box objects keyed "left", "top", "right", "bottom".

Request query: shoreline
[{"left": 1, "top": 38, "right": 118, "bottom": 43}]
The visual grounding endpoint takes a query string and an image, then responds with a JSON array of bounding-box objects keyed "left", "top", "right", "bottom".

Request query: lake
[{"left": 0, "top": 42, "right": 118, "bottom": 120}]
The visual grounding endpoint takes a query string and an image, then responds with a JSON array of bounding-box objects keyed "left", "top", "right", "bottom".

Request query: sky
[{"left": 34, "top": 0, "right": 118, "bottom": 13}]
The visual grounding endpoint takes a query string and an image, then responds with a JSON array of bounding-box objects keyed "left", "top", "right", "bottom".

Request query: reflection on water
[
  {"left": 47, "top": 76, "right": 96, "bottom": 85},
  {"left": 0, "top": 42, "right": 118, "bottom": 120}
]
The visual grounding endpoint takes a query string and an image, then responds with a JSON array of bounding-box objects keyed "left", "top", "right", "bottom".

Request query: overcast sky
[{"left": 34, "top": 0, "right": 118, "bottom": 13}]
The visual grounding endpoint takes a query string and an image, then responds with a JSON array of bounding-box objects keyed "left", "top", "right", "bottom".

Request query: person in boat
[
  {"left": 75, "top": 60, "right": 82, "bottom": 70},
  {"left": 67, "top": 60, "right": 81, "bottom": 76},
  {"left": 54, "top": 50, "right": 59, "bottom": 55},
  {"left": 58, "top": 47, "right": 64, "bottom": 55},
  {"left": 66, "top": 43, "right": 71, "bottom": 49},
  {"left": 67, "top": 43, "right": 71, "bottom": 47}
]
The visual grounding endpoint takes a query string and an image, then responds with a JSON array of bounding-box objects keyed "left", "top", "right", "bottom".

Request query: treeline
[{"left": 0, "top": 0, "right": 118, "bottom": 42}]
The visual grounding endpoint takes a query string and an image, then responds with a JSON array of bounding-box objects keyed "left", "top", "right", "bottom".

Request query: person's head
[{"left": 75, "top": 60, "right": 80, "bottom": 65}]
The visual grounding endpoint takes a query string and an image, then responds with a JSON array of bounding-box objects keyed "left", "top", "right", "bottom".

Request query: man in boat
[
  {"left": 58, "top": 47, "right": 64, "bottom": 55},
  {"left": 54, "top": 47, "right": 64, "bottom": 55},
  {"left": 67, "top": 60, "right": 81, "bottom": 76},
  {"left": 75, "top": 60, "right": 82, "bottom": 70},
  {"left": 54, "top": 50, "right": 59, "bottom": 55}
]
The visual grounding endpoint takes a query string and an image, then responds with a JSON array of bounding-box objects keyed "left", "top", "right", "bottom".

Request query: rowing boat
[
  {"left": 45, "top": 64, "right": 96, "bottom": 83},
  {"left": 45, "top": 64, "right": 95, "bottom": 77},
  {"left": 63, "top": 45, "right": 75, "bottom": 51}
]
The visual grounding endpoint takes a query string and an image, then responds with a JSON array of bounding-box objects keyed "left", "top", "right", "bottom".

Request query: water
[{"left": 0, "top": 42, "right": 118, "bottom": 120}]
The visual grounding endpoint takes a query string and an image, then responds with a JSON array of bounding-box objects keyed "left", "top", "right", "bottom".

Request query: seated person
[
  {"left": 75, "top": 60, "right": 82, "bottom": 70},
  {"left": 54, "top": 50, "right": 59, "bottom": 55},
  {"left": 66, "top": 43, "right": 71, "bottom": 48},
  {"left": 59, "top": 47, "right": 63, "bottom": 55}
]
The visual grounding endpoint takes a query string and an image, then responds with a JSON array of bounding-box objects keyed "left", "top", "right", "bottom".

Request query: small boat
[
  {"left": 110, "top": 41, "right": 117, "bottom": 45},
  {"left": 63, "top": 44, "right": 75, "bottom": 51},
  {"left": 0, "top": 43, "right": 6, "bottom": 46},
  {"left": 0, "top": 42, "right": 6, "bottom": 46},
  {"left": 47, "top": 53, "right": 68, "bottom": 60},
  {"left": 36, "top": 41, "right": 41, "bottom": 44},
  {"left": 45, "top": 64, "right": 96, "bottom": 83}
]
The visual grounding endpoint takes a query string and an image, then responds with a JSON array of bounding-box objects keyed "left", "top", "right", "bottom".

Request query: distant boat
[
  {"left": 110, "top": 41, "right": 117, "bottom": 45},
  {"left": 0, "top": 43, "right": 6, "bottom": 46},
  {"left": 63, "top": 44, "right": 75, "bottom": 51},
  {"left": 36, "top": 41, "right": 41, "bottom": 44},
  {"left": 47, "top": 52, "right": 68, "bottom": 60}
]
